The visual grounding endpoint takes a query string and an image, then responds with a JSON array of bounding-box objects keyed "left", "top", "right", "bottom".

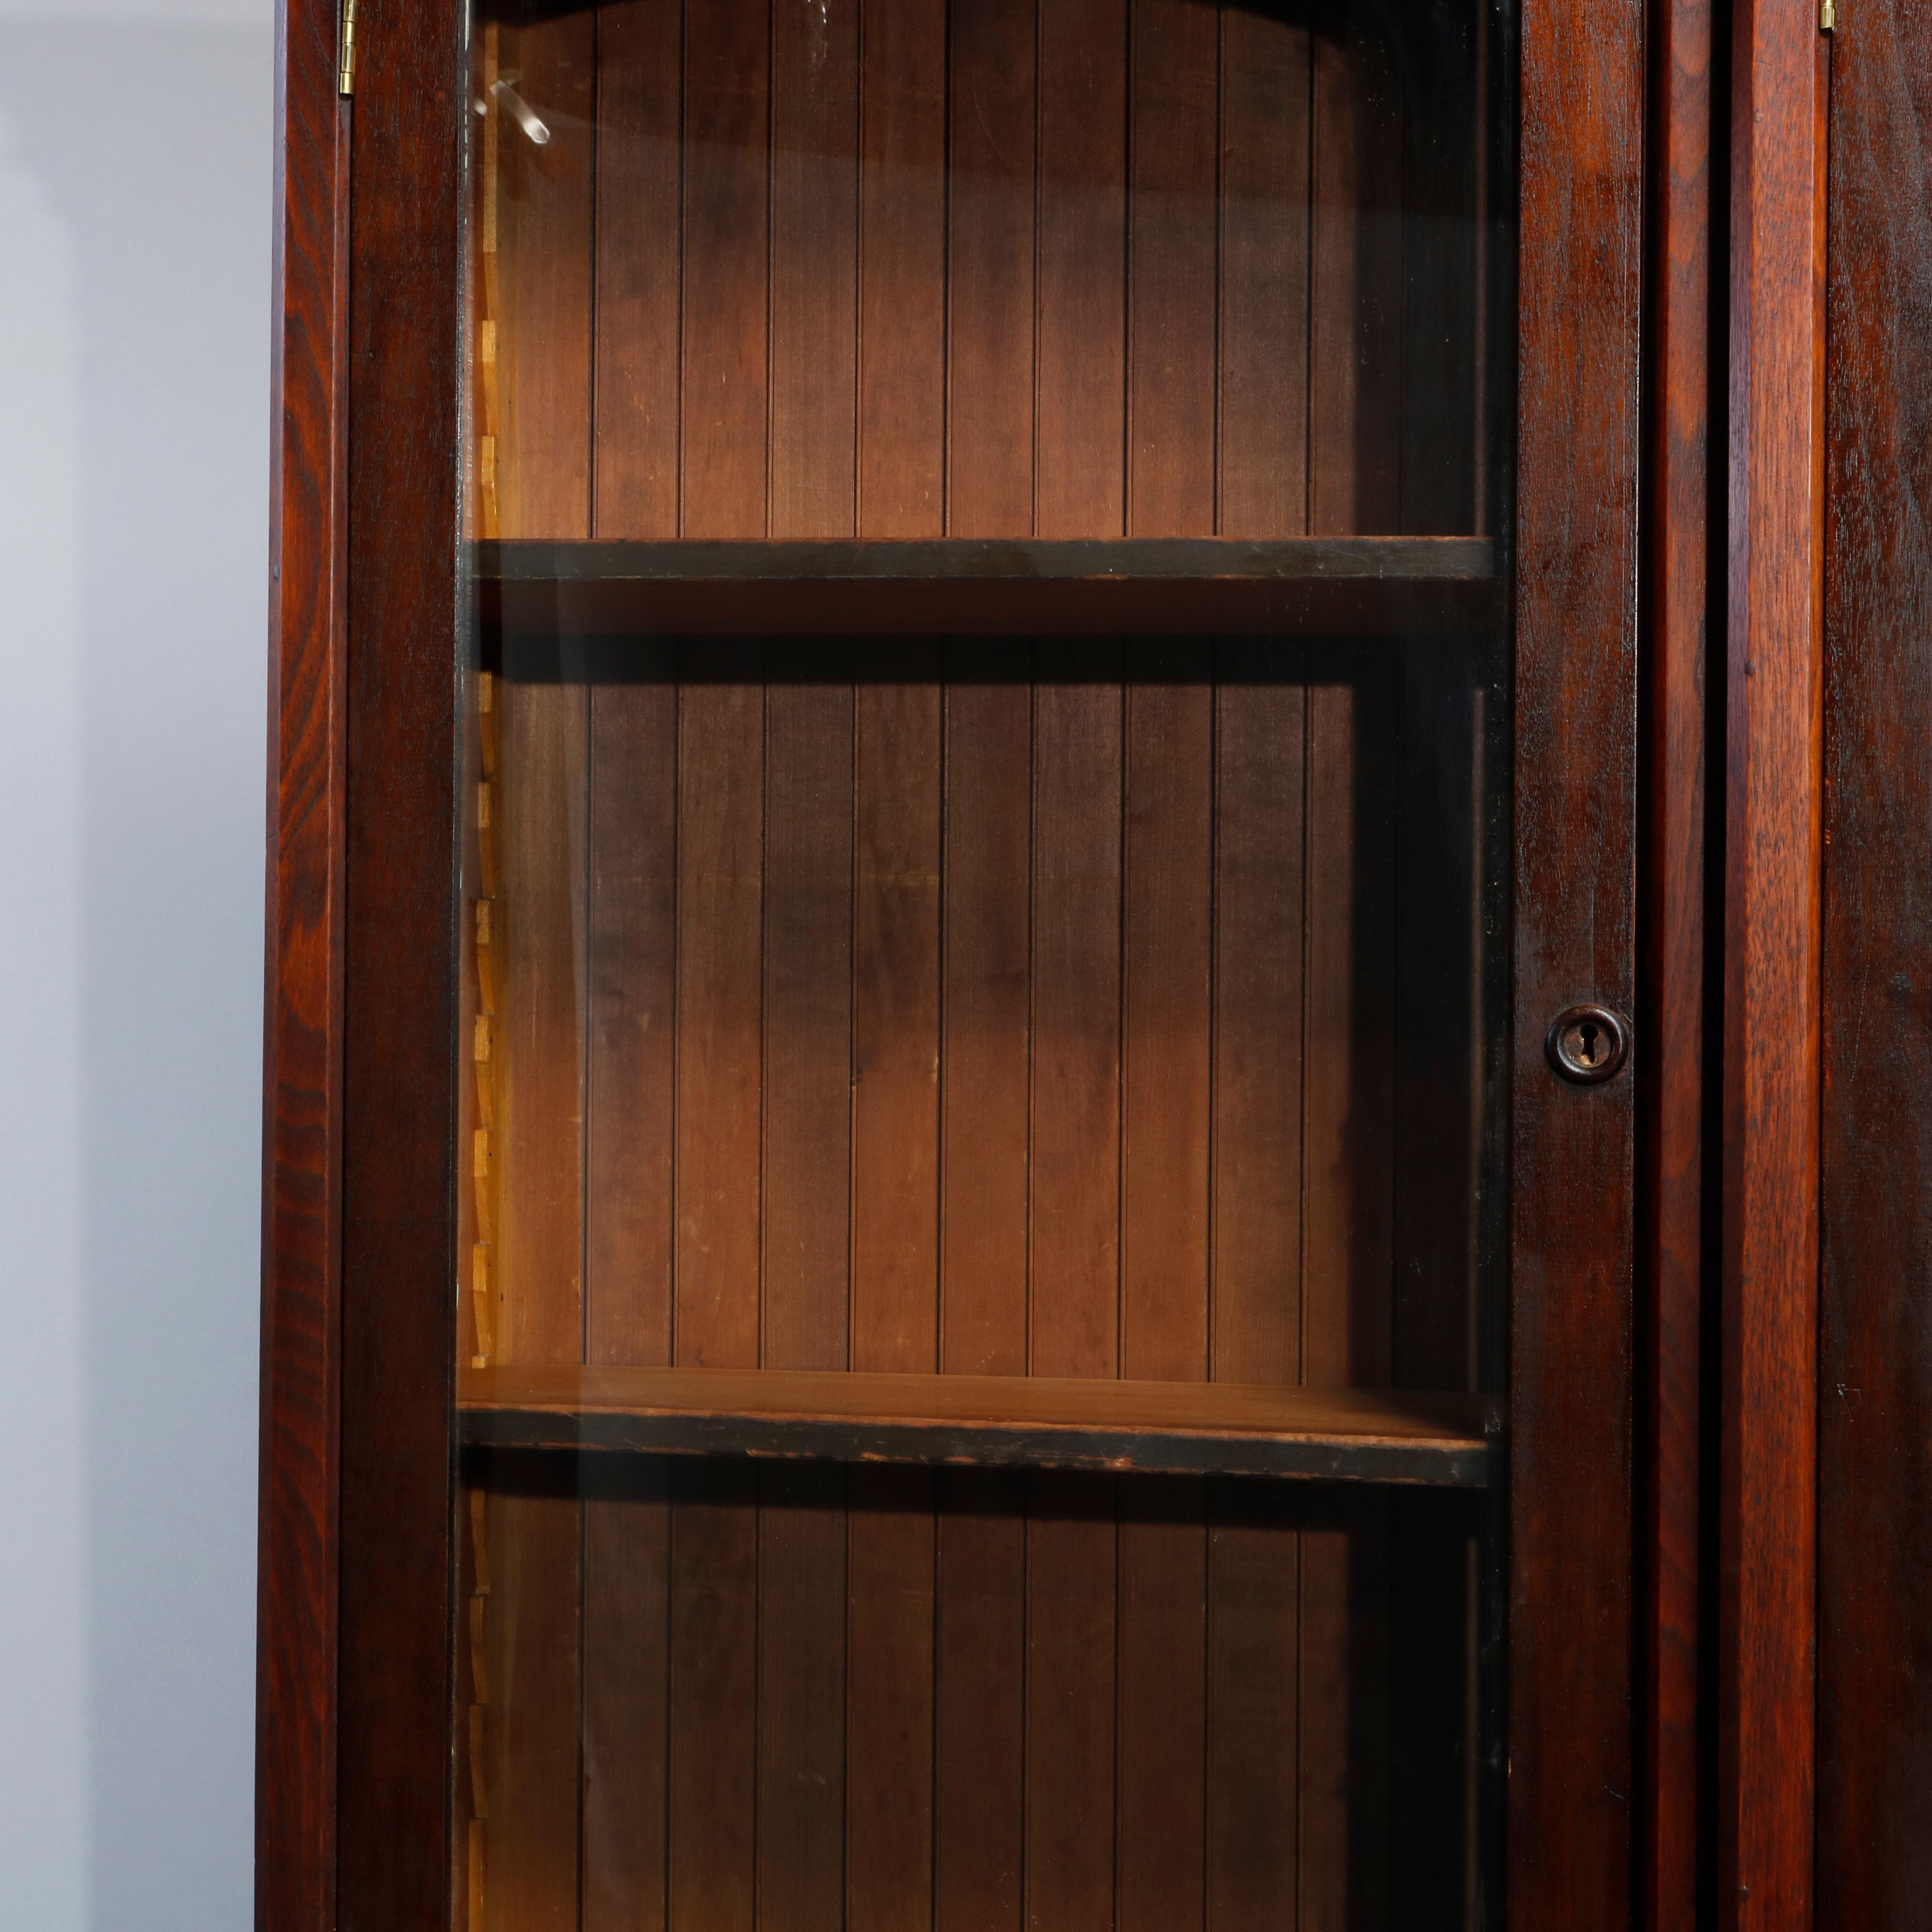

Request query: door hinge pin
[
  {"left": 339, "top": 0, "right": 358, "bottom": 95},
  {"left": 1820, "top": 0, "right": 1835, "bottom": 30}
]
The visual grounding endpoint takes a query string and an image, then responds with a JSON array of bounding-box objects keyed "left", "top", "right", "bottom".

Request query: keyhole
[{"left": 1546, "top": 1003, "right": 1628, "bottom": 1084}]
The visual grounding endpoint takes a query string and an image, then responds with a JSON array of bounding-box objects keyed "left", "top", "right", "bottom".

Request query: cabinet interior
[{"left": 456, "top": 0, "right": 1509, "bottom": 1925}]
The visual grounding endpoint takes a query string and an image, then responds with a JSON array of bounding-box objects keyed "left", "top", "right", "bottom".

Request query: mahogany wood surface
[
  {"left": 460, "top": 1365, "right": 1500, "bottom": 1484},
  {"left": 257, "top": 3, "right": 347, "bottom": 1929},
  {"left": 1644, "top": 0, "right": 1713, "bottom": 1919},
  {"left": 1818, "top": 1, "right": 1932, "bottom": 1924},
  {"left": 1721, "top": 4, "right": 1827, "bottom": 1929},
  {"left": 1510, "top": 0, "right": 1645, "bottom": 1923},
  {"left": 478, "top": 536, "right": 1503, "bottom": 639},
  {"left": 333, "top": 2, "right": 466, "bottom": 1928}
]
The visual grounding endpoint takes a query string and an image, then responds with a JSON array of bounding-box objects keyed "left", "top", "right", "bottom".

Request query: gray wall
[{"left": 0, "top": 3, "right": 272, "bottom": 1926}]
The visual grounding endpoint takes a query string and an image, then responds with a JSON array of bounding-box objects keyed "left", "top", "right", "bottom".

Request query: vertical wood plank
[
  {"left": 936, "top": 1473, "right": 1028, "bottom": 1932},
  {"left": 859, "top": 0, "right": 948, "bottom": 535},
  {"left": 1218, "top": 9, "right": 1311, "bottom": 538},
  {"left": 676, "top": 671, "right": 765, "bottom": 1366},
  {"left": 1035, "top": 0, "right": 1128, "bottom": 535},
  {"left": 484, "top": 1467, "right": 584, "bottom": 1932},
  {"left": 756, "top": 680, "right": 856, "bottom": 1932},
  {"left": 495, "top": 6, "right": 596, "bottom": 540},
  {"left": 757, "top": 1464, "right": 850, "bottom": 1932},
  {"left": 847, "top": 1463, "right": 937, "bottom": 1932},
  {"left": 1308, "top": 27, "right": 1403, "bottom": 536},
  {"left": 582, "top": 1459, "right": 671, "bottom": 1932},
  {"left": 937, "top": 658, "right": 1032, "bottom": 1932},
  {"left": 582, "top": 682, "right": 677, "bottom": 1932},
  {"left": 1030, "top": 672, "right": 1123, "bottom": 1375},
  {"left": 586, "top": 683, "right": 678, "bottom": 1368},
  {"left": 1025, "top": 1473, "right": 1118, "bottom": 1932},
  {"left": 761, "top": 679, "right": 855, "bottom": 1373},
  {"left": 1299, "top": 666, "right": 1396, "bottom": 1932},
  {"left": 1127, "top": 0, "right": 1218, "bottom": 536},
  {"left": 947, "top": 0, "right": 1037, "bottom": 536},
  {"left": 770, "top": 0, "right": 860, "bottom": 537},
  {"left": 1117, "top": 653, "right": 1211, "bottom": 1932},
  {"left": 940, "top": 665, "right": 1033, "bottom": 1378},
  {"left": 853, "top": 659, "right": 943, "bottom": 1373},
  {"left": 594, "top": 0, "right": 684, "bottom": 539},
  {"left": 1206, "top": 656, "right": 1304, "bottom": 1932},
  {"left": 669, "top": 1462, "right": 760, "bottom": 1932},
  {"left": 683, "top": 0, "right": 771, "bottom": 536},
  {"left": 1028, "top": 669, "right": 1122, "bottom": 1932},
  {"left": 1206, "top": 1478, "right": 1299, "bottom": 1932}
]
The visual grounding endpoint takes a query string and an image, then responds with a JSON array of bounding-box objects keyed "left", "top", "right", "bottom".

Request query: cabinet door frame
[{"left": 257, "top": 0, "right": 1660, "bottom": 1926}]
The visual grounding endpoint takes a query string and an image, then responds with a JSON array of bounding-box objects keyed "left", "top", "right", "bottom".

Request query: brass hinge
[
  {"left": 1820, "top": 0, "right": 1835, "bottom": 30},
  {"left": 339, "top": 0, "right": 358, "bottom": 94}
]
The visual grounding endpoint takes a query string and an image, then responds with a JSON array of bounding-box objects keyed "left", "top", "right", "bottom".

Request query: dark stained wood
[
  {"left": 1510, "top": 0, "right": 1646, "bottom": 1926},
  {"left": 1645, "top": 0, "right": 1713, "bottom": 1918},
  {"left": 668, "top": 1461, "right": 759, "bottom": 1932},
  {"left": 482, "top": 537, "right": 1503, "bottom": 638},
  {"left": 857, "top": 0, "right": 947, "bottom": 536},
  {"left": 593, "top": 0, "right": 682, "bottom": 540},
  {"left": 761, "top": 678, "right": 855, "bottom": 1371},
  {"left": 681, "top": 0, "right": 769, "bottom": 537},
  {"left": 257, "top": 3, "right": 348, "bottom": 1926},
  {"left": 459, "top": 1365, "right": 1500, "bottom": 1486},
  {"left": 1128, "top": 0, "right": 1218, "bottom": 538},
  {"left": 768, "top": 0, "right": 858, "bottom": 539},
  {"left": 946, "top": 0, "right": 1036, "bottom": 538},
  {"left": 1216, "top": 5, "right": 1311, "bottom": 538},
  {"left": 674, "top": 669, "right": 764, "bottom": 1367},
  {"left": 1721, "top": 2, "right": 1827, "bottom": 1927},
  {"left": 1034, "top": 0, "right": 1128, "bottom": 539},
  {"left": 333, "top": 2, "right": 466, "bottom": 1927},
  {"left": 845, "top": 1465, "right": 937, "bottom": 1932},
  {"left": 939, "top": 667, "right": 1033, "bottom": 1378},
  {"left": 852, "top": 658, "right": 943, "bottom": 1371},
  {"left": 1816, "top": 2, "right": 1932, "bottom": 1928},
  {"left": 581, "top": 1460, "right": 670, "bottom": 1932}
]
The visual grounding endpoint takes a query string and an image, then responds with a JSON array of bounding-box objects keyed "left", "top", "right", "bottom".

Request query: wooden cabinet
[{"left": 258, "top": 0, "right": 1854, "bottom": 1925}]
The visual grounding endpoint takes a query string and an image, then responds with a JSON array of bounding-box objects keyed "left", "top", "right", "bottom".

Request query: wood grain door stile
[
  {"left": 1722, "top": 1, "right": 1829, "bottom": 1928},
  {"left": 259, "top": 1, "right": 349, "bottom": 1928}
]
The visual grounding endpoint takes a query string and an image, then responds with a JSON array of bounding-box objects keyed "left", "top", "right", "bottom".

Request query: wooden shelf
[
  {"left": 476, "top": 536, "right": 1505, "bottom": 645},
  {"left": 459, "top": 1365, "right": 1501, "bottom": 1487}
]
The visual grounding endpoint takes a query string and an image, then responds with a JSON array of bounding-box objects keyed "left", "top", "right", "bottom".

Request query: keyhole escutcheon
[{"left": 1546, "top": 1003, "right": 1630, "bottom": 1085}]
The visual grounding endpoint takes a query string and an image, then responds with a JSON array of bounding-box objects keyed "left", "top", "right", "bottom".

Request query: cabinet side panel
[
  {"left": 336, "top": 1, "right": 464, "bottom": 1926},
  {"left": 1819, "top": 1, "right": 1932, "bottom": 1924}
]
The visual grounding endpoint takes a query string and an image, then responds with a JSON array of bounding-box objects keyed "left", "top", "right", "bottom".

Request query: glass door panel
[{"left": 455, "top": 0, "right": 1512, "bottom": 1926}]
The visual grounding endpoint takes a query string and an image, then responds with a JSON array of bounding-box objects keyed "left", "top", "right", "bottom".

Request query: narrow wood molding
[
  {"left": 256, "top": 2, "right": 349, "bottom": 1928},
  {"left": 1645, "top": 0, "right": 1713, "bottom": 1918},
  {"left": 1722, "top": 1, "right": 1828, "bottom": 1925}
]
